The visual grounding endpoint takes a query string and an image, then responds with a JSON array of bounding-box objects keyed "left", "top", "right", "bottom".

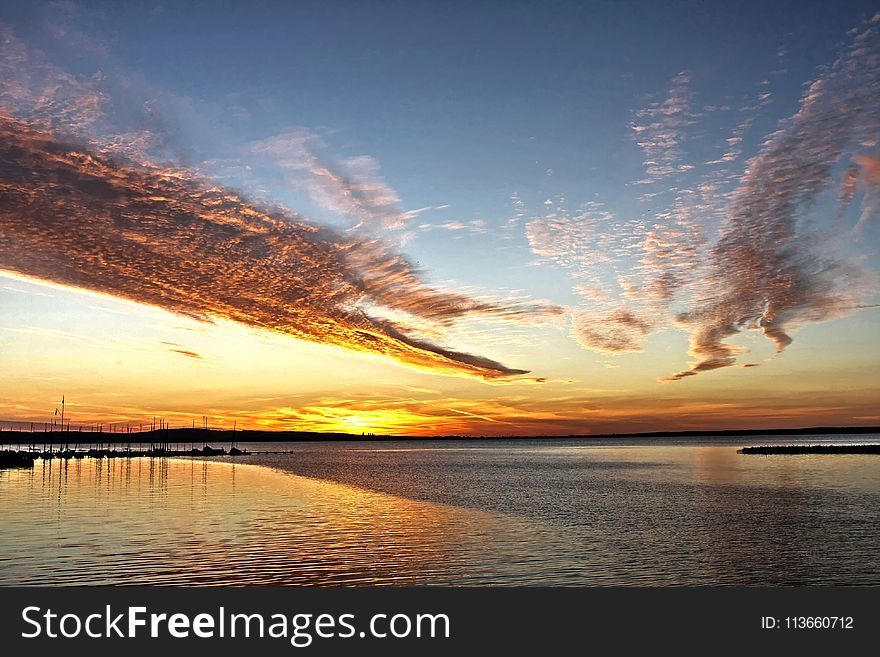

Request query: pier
[
  {"left": 0, "top": 426, "right": 281, "bottom": 468},
  {"left": 0, "top": 444, "right": 257, "bottom": 469}
]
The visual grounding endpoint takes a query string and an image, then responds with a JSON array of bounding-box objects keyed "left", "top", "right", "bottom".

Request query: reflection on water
[
  {"left": 0, "top": 457, "right": 577, "bottom": 585},
  {"left": 1, "top": 436, "right": 879, "bottom": 585}
]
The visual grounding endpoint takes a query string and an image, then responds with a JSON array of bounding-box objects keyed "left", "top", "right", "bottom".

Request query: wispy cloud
[
  {"left": 161, "top": 341, "right": 203, "bottom": 360},
  {"left": 169, "top": 348, "right": 203, "bottom": 360},
  {"left": 251, "top": 130, "right": 411, "bottom": 232},
  {"left": 572, "top": 309, "right": 652, "bottom": 353},
  {"left": 663, "top": 14, "right": 880, "bottom": 380},
  {"left": 525, "top": 199, "right": 703, "bottom": 354},
  {"left": 631, "top": 71, "right": 695, "bottom": 183},
  {"left": 0, "top": 24, "right": 104, "bottom": 136},
  {"left": 416, "top": 218, "right": 488, "bottom": 235},
  {"left": 852, "top": 153, "right": 880, "bottom": 234},
  {"left": 527, "top": 14, "right": 880, "bottom": 380}
]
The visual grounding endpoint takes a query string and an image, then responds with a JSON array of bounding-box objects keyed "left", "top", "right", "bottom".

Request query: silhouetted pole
[{"left": 60, "top": 395, "right": 65, "bottom": 450}]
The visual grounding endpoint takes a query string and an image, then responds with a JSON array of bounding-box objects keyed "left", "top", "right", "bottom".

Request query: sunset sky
[{"left": 1, "top": 0, "right": 879, "bottom": 435}]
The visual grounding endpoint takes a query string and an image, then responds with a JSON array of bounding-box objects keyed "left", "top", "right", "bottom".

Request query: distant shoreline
[{"left": 1, "top": 424, "right": 878, "bottom": 445}]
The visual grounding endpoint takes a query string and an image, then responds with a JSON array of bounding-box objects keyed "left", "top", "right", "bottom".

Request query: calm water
[{"left": 1, "top": 435, "right": 879, "bottom": 585}]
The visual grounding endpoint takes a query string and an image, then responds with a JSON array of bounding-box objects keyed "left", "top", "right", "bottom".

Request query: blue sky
[
  {"left": 52, "top": 0, "right": 876, "bottom": 283},
  {"left": 9, "top": 1, "right": 875, "bottom": 208}
]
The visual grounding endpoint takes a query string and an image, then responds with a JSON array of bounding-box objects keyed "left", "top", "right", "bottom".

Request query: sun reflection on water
[{"left": 0, "top": 457, "right": 574, "bottom": 585}]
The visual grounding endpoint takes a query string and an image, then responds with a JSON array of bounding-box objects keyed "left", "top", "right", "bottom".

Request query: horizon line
[{"left": 1, "top": 424, "right": 878, "bottom": 441}]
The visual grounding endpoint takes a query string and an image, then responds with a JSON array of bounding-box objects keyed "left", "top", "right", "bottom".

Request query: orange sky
[{"left": 1, "top": 273, "right": 877, "bottom": 436}]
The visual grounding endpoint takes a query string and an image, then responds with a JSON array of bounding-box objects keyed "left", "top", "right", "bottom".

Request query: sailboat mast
[{"left": 60, "top": 395, "right": 65, "bottom": 450}]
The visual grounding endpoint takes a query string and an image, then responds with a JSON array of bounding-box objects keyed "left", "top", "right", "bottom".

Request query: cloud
[
  {"left": 0, "top": 24, "right": 104, "bottom": 136},
  {"left": 572, "top": 309, "right": 652, "bottom": 353},
  {"left": 525, "top": 198, "right": 704, "bottom": 354},
  {"left": 161, "top": 341, "right": 203, "bottom": 360},
  {"left": 631, "top": 71, "right": 694, "bottom": 183},
  {"left": 573, "top": 284, "right": 610, "bottom": 303},
  {"left": 0, "top": 20, "right": 563, "bottom": 382},
  {"left": 852, "top": 153, "right": 880, "bottom": 233},
  {"left": 524, "top": 202, "right": 620, "bottom": 274},
  {"left": 524, "top": 15, "right": 880, "bottom": 381},
  {"left": 838, "top": 162, "right": 861, "bottom": 214},
  {"left": 415, "top": 218, "right": 488, "bottom": 236},
  {"left": 705, "top": 114, "right": 755, "bottom": 166},
  {"left": 170, "top": 349, "right": 203, "bottom": 360},
  {"left": 663, "top": 16, "right": 880, "bottom": 381},
  {"left": 251, "top": 130, "right": 410, "bottom": 232},
  {"left": 636, "top": 212, "right": 707, "bottom": 306},
  {"left": 0, "top": 116, "right": 558, "bottom": 381}
]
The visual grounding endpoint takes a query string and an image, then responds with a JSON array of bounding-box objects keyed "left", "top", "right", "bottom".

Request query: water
[{"left": 1, "top": 435, "right": 879, "bottom": 585}]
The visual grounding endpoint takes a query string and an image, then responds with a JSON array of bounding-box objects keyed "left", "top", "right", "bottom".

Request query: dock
[{"left": 0, "top": 445, "right": 261, "bottom": 469}]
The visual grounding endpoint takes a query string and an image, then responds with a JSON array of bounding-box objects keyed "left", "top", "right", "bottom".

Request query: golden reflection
[{"left": 0, "top": 457, "right": 567, "bottom": 585}]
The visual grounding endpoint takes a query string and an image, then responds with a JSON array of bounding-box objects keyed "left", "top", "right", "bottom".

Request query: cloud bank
[
  {"left": 0, "top": 116, "right": 558, "bottom": 381},
  {"left": 0, "top": 20, "right": 564, "bottom": 382}
]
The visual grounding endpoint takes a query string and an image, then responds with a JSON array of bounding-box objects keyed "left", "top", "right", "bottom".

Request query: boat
[{"left": 0, "top": 450, "right": 35, "bottom": 469}]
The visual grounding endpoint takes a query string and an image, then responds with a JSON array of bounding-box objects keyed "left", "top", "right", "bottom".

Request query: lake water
[{"left": 1, "top": 435, "right": 879, "bottom": 585}]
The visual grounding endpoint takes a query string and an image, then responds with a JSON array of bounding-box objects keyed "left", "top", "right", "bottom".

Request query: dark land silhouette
[
  {"left": 1, "top": 424, "right": 879, "bottom": 446},
  {"left": 1, "top": 424, "right": 879, "bottom": 469}
]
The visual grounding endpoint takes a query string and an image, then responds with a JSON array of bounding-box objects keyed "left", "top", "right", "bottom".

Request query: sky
[{"left": 0, "top": 0, "right": 879, "bottom": 436}]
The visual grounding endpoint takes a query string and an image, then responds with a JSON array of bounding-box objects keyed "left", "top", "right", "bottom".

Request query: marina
[{"left": 0, "top": 428, "right": 275, "bottom": 467}]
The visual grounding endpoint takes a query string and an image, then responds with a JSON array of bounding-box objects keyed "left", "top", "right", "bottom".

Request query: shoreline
[{"left": 1, "top": 424, "right": 878, "bottom": 446}]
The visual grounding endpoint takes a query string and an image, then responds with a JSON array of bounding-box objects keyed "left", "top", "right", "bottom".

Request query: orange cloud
[
  {"left": 0, "top": 116, "right": 558, "bottom": 381},
  {"left": 853, "top": 153, "right": 880, "bottom": 233}
]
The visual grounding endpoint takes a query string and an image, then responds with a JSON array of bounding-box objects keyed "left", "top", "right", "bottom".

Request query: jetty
[{"left": 739, "top": 444, "right": 880, "bottom": 455}]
